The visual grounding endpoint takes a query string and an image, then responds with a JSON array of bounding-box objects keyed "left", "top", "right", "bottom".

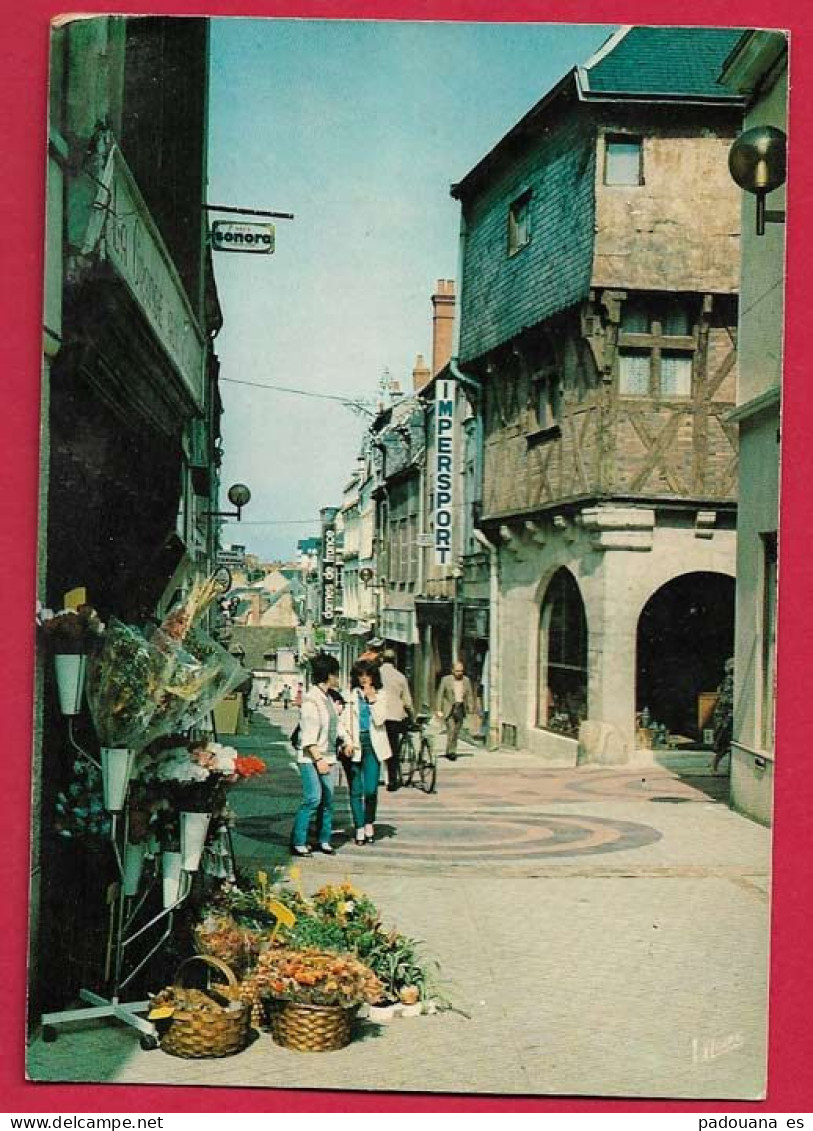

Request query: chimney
[
  {"left": 412, "top": 353, "right": 431, "bottom": 392},
  {"left": 431, "top": 279, "right": 456, "bottom": 376}
]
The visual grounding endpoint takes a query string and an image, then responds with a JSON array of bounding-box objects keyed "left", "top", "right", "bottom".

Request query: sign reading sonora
[
  {"left": 434, "top": 378, "right": 456, "bottom": 566},
  {"left": 212, "top": 221, "right": 275, "bottom": 254}
]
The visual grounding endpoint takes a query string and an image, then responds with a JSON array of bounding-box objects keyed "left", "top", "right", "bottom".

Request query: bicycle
[{"left": 398, "top": 714, "right": 437, "bottom": 794}]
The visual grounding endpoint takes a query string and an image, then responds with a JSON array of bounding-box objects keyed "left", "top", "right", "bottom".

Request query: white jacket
[
  {"left": 342, "top": 689, "right": 392, "bottom": 763},
  {"left": 298, "top": 685, "right": 346, "bottom": 765},
  {"left": 379, "top": 662, "right": 413, "bottom": 722}
]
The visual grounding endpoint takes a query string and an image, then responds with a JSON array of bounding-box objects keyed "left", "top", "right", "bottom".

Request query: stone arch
[
  {"left": 635, "top": 571, "right": 736, "bottom": 746},
  {"left": 536, "top": 567, "right": 590, "bottom": 736}
]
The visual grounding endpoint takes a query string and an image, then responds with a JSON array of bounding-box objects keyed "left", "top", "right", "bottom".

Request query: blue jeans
[
  {"left": 348, "top": 734, "right": 380, "bottom": 830},
  {"left": 292, "top": 762, "right": 335, "bottom": 847}
]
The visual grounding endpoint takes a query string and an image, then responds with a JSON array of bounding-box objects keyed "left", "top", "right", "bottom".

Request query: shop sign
[
  {"left": 212, "top": 220, "right": 275, "bottom": 254},
  {"left": 434, "top": 378, "right": 455, "bottom": 565},
  {"left": 321, "top": 522, "right": 337, "bottom": 624},
  {"left": 96, "top": 148, "right": 205, "bottom": 410}
]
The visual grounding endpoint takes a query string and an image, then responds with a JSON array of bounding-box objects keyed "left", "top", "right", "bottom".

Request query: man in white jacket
[{"left": 379, "top": 647, "right": 413, "bottom": 791}]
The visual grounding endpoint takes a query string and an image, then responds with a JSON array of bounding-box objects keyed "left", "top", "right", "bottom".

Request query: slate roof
[
  {"left": 580, "top": 26, "right": 745, "bottom": 100},
  {"left": 452, "top": 24, "right": 745, "bottom": 202}
]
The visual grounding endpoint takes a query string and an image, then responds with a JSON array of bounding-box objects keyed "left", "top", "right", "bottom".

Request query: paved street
[{"left": 28, "top": 708, "right": 770, "bottom": 1100}]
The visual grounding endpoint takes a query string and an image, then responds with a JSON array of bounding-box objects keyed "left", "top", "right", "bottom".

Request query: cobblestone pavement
[{"left": 28, "top": 708, "right": 771, "bottom": 1102}]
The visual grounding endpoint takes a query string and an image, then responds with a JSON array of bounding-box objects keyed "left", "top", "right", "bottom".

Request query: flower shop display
[
  {"left": 53, "top": 759, "right": 112, "bottom": 842},
  {"left": 252, "top": 948, "right": 383, "bottom": 1052},
  {"left": 194, "top": 873, "right": 449, "bottom": 1045},
  {"left": 39, "top": 602, "right": 105, "bottom": 717},
  {"left": 40, "top": 574, "right": 255, "bottom": 1050},
  {"left": 149, "top": 955, "right": 251, "bottom": 1059}
]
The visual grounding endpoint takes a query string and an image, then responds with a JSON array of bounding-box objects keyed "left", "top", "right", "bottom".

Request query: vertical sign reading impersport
[{"left": 434, "top": 379, "right": 455, "bottom": 565}]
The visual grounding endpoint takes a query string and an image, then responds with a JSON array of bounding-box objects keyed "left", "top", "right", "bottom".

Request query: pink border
[{"left": 3, "top": 0, "right": 811, "bottom": 1112}]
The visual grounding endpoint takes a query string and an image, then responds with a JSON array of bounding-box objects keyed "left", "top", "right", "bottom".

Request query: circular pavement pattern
[{"left": 234, "top": 810, "right": 662, "bottom": 860}]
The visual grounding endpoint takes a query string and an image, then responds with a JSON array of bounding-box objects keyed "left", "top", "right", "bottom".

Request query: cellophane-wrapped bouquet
[{"left": 85, "top": 578, "right": 247, "bottom": 750}]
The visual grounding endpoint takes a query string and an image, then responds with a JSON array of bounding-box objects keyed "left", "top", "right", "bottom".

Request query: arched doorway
[
  {"left": 538, "top": 568, "right": 589, "bottom": 737},
  {"left": 636, "top": 572, "right": 735, "bottom": 745}
]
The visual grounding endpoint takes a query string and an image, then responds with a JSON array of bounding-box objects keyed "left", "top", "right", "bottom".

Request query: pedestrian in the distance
[
  {"left": 282, "top": 683, "right": 292, "bottom": 711},
  {"left": 379, "top": 647, "right": 413, "bottom": 791},
  {"left": 342, "top": 658, "right": 392, "bottom": 845},
  {"left": 291, "top": 653, "right": 344, "bottom": 858},
  {"left": 436, "top": 661, "right": 476, "bottom": 761}
]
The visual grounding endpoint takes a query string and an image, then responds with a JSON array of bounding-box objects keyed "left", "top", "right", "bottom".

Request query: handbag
[{"left": 290, "top": 724, "right": 301, "bottom": 749}]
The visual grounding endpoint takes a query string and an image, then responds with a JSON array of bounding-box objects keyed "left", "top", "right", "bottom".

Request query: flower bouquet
[
  {"left": 54, "top": 758, "right": 112, "bottom": 842},
  {"left": 39, "top": 602, "right": 105, "bottom": 716}
]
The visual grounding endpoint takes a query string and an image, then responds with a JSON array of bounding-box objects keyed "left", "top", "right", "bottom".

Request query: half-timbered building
[{"left": 451, "top": 26, "right": 745, "bottom": 763}]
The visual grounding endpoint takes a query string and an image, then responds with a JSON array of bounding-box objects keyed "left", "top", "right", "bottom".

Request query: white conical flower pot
[
  {"left": 54, "top": 654, "right": 86, "bottom": 716},
  {"left": 100, "top": 747, "right": 135, "bottom": 812},
  {"left": 123, "top": 841, "right": 146, "bottom": 896},
  {"left": 180, "top": 811, "right": 210, "bottom": 872},
  {"left": 162, "top": 851, "right": 185, "bottom": 908}
]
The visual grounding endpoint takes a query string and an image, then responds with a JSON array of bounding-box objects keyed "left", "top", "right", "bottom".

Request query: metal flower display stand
[
  {"left": 41, "top": 747, "right": 196, "bottom": 1050},
  {"left": 40, "top": 575, "right": 244, "bottom": 1049}
]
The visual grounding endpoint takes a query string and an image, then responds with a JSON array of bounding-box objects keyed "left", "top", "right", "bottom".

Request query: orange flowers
[{"left": 252, "top": 948, "right": 383, "bottom": 1007}]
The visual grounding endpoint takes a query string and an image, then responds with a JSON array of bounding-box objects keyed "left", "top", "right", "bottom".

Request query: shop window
[
  {"left": 605, "top": 136, "right": 643, "bottom": 186},
  {"left": 538, "top": 569, "right": 588, "bottom": 737},
  {"left": 508, "top": 190, "right": 532, "bottom": 256}
]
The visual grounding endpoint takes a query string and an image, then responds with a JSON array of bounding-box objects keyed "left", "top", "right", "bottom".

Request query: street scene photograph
[{"left": 27, "top": 15, "right": 786, "bottom": 1100}]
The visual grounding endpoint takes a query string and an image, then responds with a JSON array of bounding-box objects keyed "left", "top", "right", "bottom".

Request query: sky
[{"left": 207, "top": 18, "right": 615, "bottom": 561}]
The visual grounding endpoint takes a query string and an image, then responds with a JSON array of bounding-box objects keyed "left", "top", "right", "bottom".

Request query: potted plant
[{"left": 252, "top": 948, "right": 383, "bottom": 1051}]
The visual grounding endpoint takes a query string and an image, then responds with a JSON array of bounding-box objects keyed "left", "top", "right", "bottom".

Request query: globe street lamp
[
  {"left": 204, "top": 482, "right": 252, "bottom": 521},
  {"left": 728, "top": 125, "right": 787, "bottom": 236}
]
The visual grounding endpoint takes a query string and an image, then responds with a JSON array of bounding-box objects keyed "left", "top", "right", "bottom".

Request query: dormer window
[{"left": 508, "top": 190, "right": 532, "bottom": 256}]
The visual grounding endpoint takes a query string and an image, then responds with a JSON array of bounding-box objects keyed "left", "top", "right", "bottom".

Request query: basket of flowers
[
  {"left": 149, "top": 954, "right": 251, "bottom": 1059},
  {"left": 252, "top": 948, "right": 383, "bottom": 1052}
]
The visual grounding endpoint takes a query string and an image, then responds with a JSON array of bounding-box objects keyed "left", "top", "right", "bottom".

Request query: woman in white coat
[{"left": 342, "top": 658, "right": 392, "bottom": 845}]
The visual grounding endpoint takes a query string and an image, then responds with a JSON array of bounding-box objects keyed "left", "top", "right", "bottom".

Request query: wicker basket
[
  {"left": 158, "top": 955, "right": 251, "bottom": 1059},
  {"left": 266, "top": 999, "right": 358, "bottom": 1052}
]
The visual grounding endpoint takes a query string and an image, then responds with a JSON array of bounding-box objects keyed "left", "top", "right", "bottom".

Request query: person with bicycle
[
  {"left": 436, "top": 661, "right": 476, "bottom": 761},
  {"left": 342, "top": 658, "right": 393, "bottom": 845},
  {"left": 379, "top": 647, "right": 413, "bottom": 792}
]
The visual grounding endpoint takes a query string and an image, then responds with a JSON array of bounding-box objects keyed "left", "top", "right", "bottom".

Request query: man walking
[
  {"left": 379, "top": 647, "right": 413, "bottom": 790},
  {"left": 436, "top": 661, "right": 475, "bottom": 761}
]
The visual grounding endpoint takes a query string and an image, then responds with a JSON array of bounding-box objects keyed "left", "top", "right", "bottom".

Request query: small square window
[
  {"left": 660, "top": 352, "right": 692, "bottom": 397},
  {"left": 508, "top": 191, "right": 532, "bottom": 255},
  {"left": 619, "top": 350, "right": 650, "bottom": 395},
  {"left": 605, "top": 137, "right": 643, "bottom": 186}
]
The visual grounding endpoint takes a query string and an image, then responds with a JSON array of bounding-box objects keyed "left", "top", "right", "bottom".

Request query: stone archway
[
  {"left": 636, "top": 571, "right": 735, "bottom": 745},
  {"left": 537, "top": 567, "right": 589, "bottom": 738}
]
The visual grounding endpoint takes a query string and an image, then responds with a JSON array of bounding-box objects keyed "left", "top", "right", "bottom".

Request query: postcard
[{"left": 25, "top": 14, "right": 786, "bottom": 1102}]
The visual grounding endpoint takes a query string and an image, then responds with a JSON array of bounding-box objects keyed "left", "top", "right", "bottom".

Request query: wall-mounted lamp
[
  {"left": 728, "top": 125, "right": 787, "bottom": 236},
  {"left": 204, "top": 482, "right": 252, "bottom": 522}
]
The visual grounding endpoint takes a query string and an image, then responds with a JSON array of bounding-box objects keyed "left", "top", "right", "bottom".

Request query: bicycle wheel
[
  {"left": 417, "top": 737, "right": 437, "bottom": 794},
  {"left": 399, "top": 730, "right": 417, "bottom": 787}
]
